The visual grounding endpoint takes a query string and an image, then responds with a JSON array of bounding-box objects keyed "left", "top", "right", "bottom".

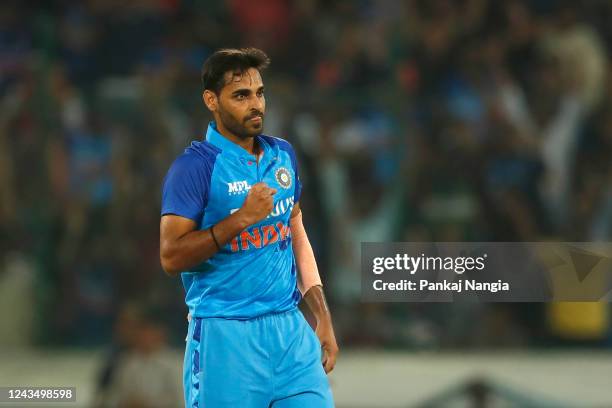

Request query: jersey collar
[{"left": 205, "top": 121, "right": 269, "bottom": 159}]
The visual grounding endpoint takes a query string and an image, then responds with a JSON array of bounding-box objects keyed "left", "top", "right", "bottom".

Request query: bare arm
[
  {"left": 303, "top": 284, "right": 338, "bottom": 373},
  {"left": 160, "top": 212, "right": 249, "bottom": 276},
  {"left": 160, "top": 182, "right": 276, "bottom": 276}
]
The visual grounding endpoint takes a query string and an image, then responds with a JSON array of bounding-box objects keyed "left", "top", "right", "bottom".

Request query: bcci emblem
[{"left": 275, "top": 167, "right": 292, "bottom": 189}]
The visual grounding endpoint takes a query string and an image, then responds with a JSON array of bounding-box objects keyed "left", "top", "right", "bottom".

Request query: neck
[{"left": 215, "top": 120, "right": 257, "bottom": 155}]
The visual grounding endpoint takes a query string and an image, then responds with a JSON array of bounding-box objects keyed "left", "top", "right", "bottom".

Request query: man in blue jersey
[{"left": 160, "top": 48, "right": 338, "bottom": 407}]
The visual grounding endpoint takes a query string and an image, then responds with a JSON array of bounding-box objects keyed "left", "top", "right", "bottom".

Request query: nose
[{"left": 250, "top": 94, "right": 264, "bottom": 113}]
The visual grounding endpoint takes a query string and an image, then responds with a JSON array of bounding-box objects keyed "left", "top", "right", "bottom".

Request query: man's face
[{"left": 213, "top": 67, "right": 266, "bottom": 139}]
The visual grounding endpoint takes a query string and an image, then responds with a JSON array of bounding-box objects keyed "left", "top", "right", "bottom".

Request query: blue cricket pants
[{"left": 183, "top": 307, "right": 334, "bottom": 407}]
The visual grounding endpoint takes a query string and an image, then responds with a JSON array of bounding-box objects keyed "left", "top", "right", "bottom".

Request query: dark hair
[{"left": 201, "top": 48, "right": 270, "bottom": 94}]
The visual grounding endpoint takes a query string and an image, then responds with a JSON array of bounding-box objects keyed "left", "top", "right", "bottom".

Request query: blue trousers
[{"left": 183, "top": 307, "right": 334, "bottom": 407}]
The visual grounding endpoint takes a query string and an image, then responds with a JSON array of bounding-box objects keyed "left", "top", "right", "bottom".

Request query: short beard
[{"left": 217, "top": 103, "right": 263, "bottom": 139}]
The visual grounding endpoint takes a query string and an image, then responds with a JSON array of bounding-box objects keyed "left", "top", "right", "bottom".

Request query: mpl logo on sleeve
[{"left": 228, "top": 180, "right": 252, "bottom": 195}]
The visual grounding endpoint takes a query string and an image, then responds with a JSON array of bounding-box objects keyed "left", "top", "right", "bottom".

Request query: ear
[{"left": 203, "top": 90, "right": 218, "bottom": 112}]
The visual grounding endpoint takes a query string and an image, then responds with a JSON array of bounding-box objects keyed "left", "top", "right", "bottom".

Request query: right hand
[{"left": 237, "top": 182, "right": 277, "bottom": 225}]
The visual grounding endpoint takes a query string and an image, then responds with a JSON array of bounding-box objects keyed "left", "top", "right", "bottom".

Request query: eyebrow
[
  {"left": 231, "top": 88, "right": 250, "bottom": 96},
  {"left": 231, "top": 86, "right": 265, "bottom": 96}
]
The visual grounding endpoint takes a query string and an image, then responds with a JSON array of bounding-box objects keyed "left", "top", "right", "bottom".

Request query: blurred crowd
[{"left": 1, "top": 0, "right": 611, "bottom": 352}]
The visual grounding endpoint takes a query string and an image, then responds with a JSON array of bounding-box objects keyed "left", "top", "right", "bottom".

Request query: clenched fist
[{"left": 237, "top": 182, "right": 277, "bottom": 226}]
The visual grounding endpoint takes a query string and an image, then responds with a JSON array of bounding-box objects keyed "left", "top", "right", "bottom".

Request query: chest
[{"left": 203, "top": 152, "right": 296, "bottom": 226}]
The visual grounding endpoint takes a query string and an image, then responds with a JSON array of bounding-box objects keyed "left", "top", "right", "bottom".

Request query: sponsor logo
[
  {"left": 275, "top": 167, "right": 292, "bottom": 189},
  {"left": 229, "top": 196, "right": 295, "bottom": 218},
  {"left": 270, "top": 197, "right": 294, "bottom": 217},
  {"left": 228, "top": 180, "right": 252, "bottom": 195}
]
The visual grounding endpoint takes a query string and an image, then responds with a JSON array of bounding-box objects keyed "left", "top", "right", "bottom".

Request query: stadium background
[{"left": 0, "top": 0, "right": 611, "bottom": 406}]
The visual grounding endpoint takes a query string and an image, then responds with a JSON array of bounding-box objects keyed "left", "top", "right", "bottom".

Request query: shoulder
[
  {"left": 170, "top": 140, "right": 221, "bottom": 173},
  {"left": 184, "top": 140, "right": 222, "bottom": 164},
  {"left": 260, "top": 135, "right": 297, "bottom": 158}
]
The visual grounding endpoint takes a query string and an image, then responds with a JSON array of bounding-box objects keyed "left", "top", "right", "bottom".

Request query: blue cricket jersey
[{"left": 161, "top": 122, "right": 303, "bottom": 319}]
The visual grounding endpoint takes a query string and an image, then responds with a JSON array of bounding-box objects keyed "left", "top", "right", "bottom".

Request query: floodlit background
[{"left": 0, "top": 0, "right": 611, "bottom": 406}]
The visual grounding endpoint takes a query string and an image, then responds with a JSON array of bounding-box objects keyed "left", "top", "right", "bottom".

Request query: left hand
[{"left": 315, "top": 316, "right": 339, "bottom": 373}]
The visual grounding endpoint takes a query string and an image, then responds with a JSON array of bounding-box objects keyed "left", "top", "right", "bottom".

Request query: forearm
[
  {"left": 303, "top": 284, "right": 332, "bottom": 324},
  {"left": 290, "top": 211, "right": 323, "bottom": 294},
  {"left": 291, "top": 212, "right": 334, "bottom": 325},
  {"left": 161, "top": 211, "right": 250, "bottom": 275},
  {"left": 304, "top": 283, "right": 338, "bottom": 373}
]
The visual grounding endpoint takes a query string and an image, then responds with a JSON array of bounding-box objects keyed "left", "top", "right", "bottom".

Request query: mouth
[{"left": 247, "top": 116, "right": 263, "bottom": 125}]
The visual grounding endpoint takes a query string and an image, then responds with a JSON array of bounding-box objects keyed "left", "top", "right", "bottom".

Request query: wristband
[{"left": 210, "top": 225, "right": 221, "bottom": 250}]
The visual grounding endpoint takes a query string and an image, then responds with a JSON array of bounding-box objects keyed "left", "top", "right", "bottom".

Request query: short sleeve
[
  {"left": 161, "top": 153, "right": 212, "bottom": 222},
  {"left": 280, "top": 141, "right": 302, "bottom": 203},
  {"left": 293, "top": 155, "right": 302, "bottom": 203}
]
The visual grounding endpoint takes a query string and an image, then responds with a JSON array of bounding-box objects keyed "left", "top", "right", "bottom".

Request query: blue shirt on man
[{"left": 161, "top": 122, "right": 302, "bottom": 319}]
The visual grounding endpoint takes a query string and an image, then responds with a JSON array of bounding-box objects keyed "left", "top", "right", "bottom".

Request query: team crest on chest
[{"left": 275, "top": 167, "right": 292, "bottom": 189}]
